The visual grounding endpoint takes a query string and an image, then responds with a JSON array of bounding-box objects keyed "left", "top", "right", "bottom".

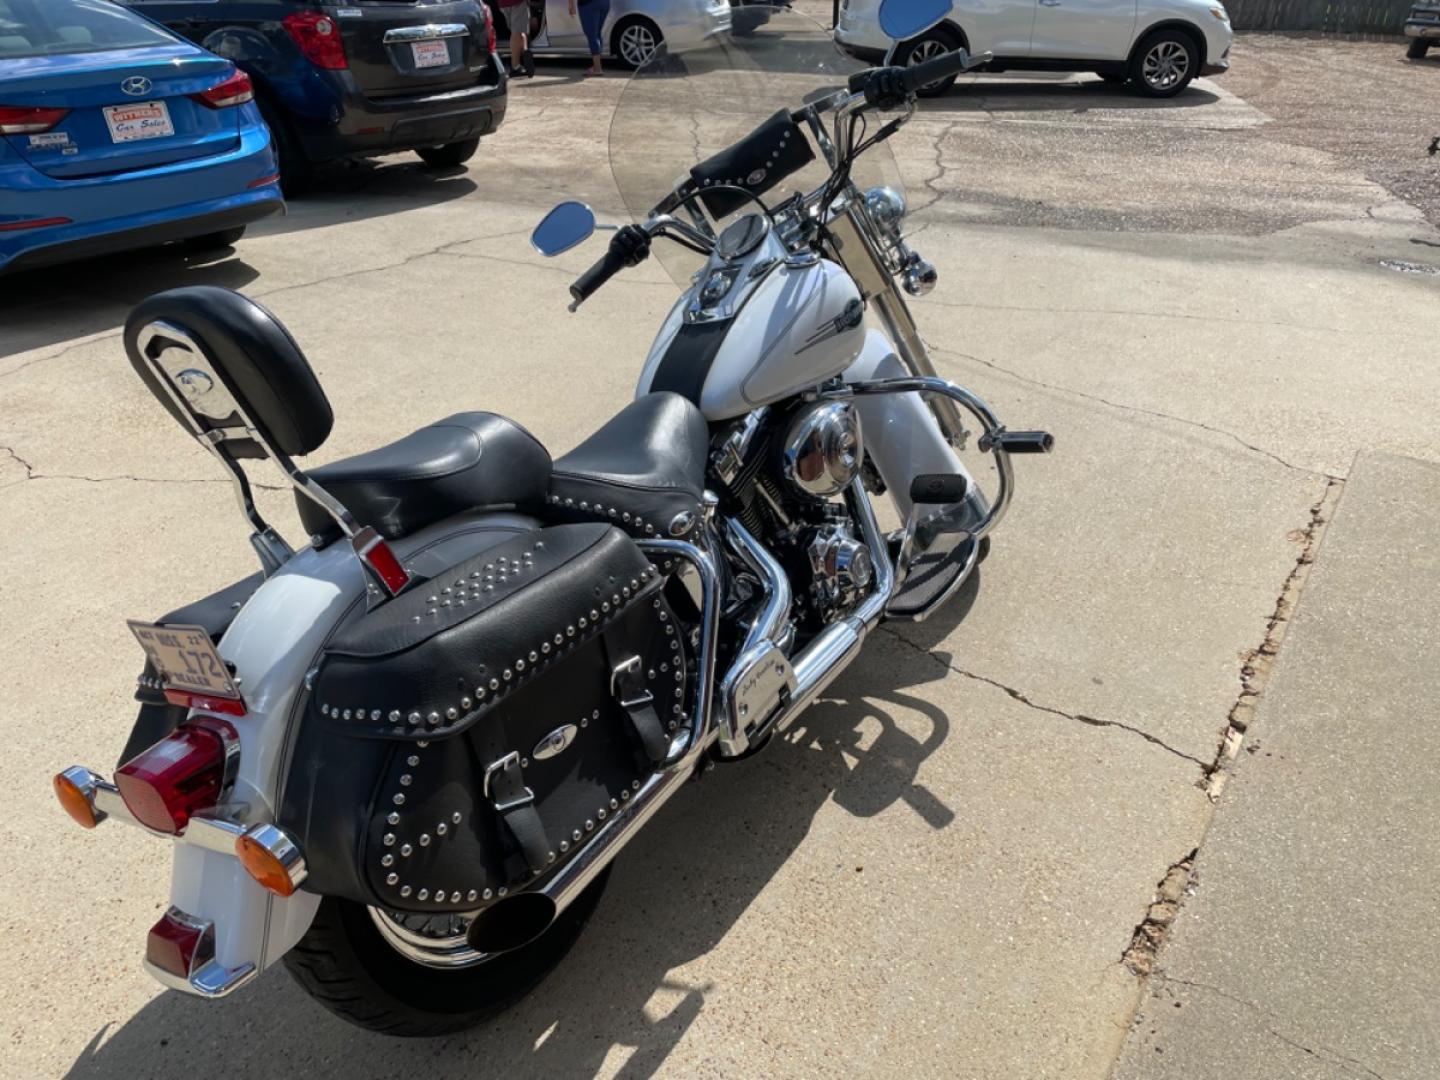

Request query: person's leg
[
  {"left": 505, "top": 7, "right": 529, "bottom": 76},
  {"left": 581, "top": 1, "right": 607, "bottom": 73}
]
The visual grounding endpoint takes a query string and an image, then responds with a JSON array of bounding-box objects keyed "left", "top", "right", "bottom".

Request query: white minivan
[{"left": 836, "top": 0, "right": 1233, "bottom": 97}]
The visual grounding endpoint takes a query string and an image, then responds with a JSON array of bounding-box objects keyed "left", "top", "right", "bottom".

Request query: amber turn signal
[
  {"left": 53, "top": 769, "right": 100, "bottom": 829},
  {"left": 235, "top": 824, "right": 306, "bottom": 897}
]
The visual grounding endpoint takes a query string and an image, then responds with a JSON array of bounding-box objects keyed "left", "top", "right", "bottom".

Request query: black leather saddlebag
[{"left": 278, "top": 523, "right": 690, "bottom": 914}]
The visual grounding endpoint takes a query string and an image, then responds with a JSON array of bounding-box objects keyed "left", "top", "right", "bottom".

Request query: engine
[{"left": 713, "top": 401, "right": 877, "bottom": 633}]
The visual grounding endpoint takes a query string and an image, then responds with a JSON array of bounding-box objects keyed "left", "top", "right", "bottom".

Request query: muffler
[{"left": 466, "top": 891, "right": 557, "bottom": 953}]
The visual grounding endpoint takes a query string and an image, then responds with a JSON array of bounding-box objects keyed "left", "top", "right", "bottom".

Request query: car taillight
[
  {"left": 486, "top": 6, "right": 496, "bottom": 52},
  {"left": 192, "top": 69, "right": 254, "bottom": 109},
  {"left": 0, "top": 105, "right": 69, "bottom": 135},
  {"left": 115, "top": 723, "right": 234, "bottom": 835},
  {"left": 0, "top": 216, "right": 71, "bottom": 232},
  {"left": 282, "top": 11, "right": 348, "bottom": 70}
]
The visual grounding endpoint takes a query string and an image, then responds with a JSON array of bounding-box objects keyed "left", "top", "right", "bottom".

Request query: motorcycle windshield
[{"left": 608, "top": 8, "right": 903, "bottom": 289}]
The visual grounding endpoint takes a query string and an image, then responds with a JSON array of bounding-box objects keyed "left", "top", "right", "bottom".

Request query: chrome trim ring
[
  {"left": 368, "top": 908, "right": 491, "bottom": 969},
  {"left": 1142, "top": 40, "right": 1190, "bottom": 89}
]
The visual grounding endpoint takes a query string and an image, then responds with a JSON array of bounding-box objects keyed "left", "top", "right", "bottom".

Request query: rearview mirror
[
  {"left": 532, "top": 202, "right": 597, "bottom": 257},
  {"left": 877, "top": 0, "right": 954, "bottom": 40}
]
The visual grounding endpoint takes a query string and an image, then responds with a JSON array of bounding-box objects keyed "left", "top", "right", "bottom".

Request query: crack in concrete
[
  {"left": 932, "top": 345, "right": 1338, "bottom": 478},
  {"left": 1121, "top": 851, "right": 1196, "bottom": 975},
  {"left": 880, "top": 627, "right": 1210, "bottom": 769},
  {"left": 1202, "top": 476, "right": 1345, "bottom": 798},
  {"left": 1, "top": 445, "right": 284, "bottom": 493},
  {"left": 1150, "top": 974, "right": 1389, "bottom": 1080}
]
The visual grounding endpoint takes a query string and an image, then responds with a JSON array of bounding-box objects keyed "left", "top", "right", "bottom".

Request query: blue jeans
[{"left": 579, "top": 0, "right": 610, "bottom": 56}]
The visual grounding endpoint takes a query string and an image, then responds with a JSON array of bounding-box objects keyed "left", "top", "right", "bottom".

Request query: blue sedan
[{"left": 0, "top": 0, "right": 281, "bottom": 274}]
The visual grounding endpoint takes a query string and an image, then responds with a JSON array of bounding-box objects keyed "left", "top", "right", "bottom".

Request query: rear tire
[
  {"left": 283, "top": 870, "right": 611, "bottom": 1037},
  {"left": 416, "top": 138, "right": 481, "bottom": 168},
  {"left": 1128, "top": 28, "right": 1200, "bottom": 98},
  {"left": 257, "top": 94, "right": 314, "bottom": 197},
  {"left": 898, "top": 27, "right": 964, "bottom": 98},
  {"left": 184, "top": 226, "right": 246, "bottom": 252},
  {"left": 611, "top": 16, "right": 664, "bottom": 70},
  {"left": 1407, "top": 39, "right": 1431, "bottom": 60}
]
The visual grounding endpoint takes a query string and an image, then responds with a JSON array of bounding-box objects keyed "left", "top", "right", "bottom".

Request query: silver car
[{"left": 491, "top": 0, "right": 732, "bottom": 68}]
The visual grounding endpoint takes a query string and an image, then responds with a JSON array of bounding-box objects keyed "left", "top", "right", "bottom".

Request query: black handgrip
[
  {"left": 900, "top": 48, "right": 973, "bottom": 95},
  {"left": 569, "top": 246, "right": 628, "bottom": 307},
  {"left": 910, "top": 473, "right": 969, "bottom": 505},
  {"left": 569, "top": 225, "right": 651, "bottom": 308},
  {"left": 989, "top": 430, "right": 1054, "bottom": 454}
]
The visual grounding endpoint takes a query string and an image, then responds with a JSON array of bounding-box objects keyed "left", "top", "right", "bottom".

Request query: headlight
[{"left": 1210, "top": 6, "right": 1230, "bottom": 20}]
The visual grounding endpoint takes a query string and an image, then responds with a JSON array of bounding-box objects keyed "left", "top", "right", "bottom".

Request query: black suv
[{"left": 119, "top": 1, "right": 506, "bottom": 192}]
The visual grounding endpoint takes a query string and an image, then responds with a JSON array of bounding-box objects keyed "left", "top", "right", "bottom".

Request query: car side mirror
[
  {"left": 877, "top": 0, "right": 954, "bottom": 40},
  {"left": 532, "top": 201, "right": 597, "bottom": 257}
]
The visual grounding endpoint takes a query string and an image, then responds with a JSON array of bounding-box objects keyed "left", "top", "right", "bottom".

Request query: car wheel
[
  {"left": 612, "top": 16, "right": 664, "bottom": 70},
  {"left": 257, "top": 94, "right": 314, "bottom": 197},
  {"left": 184, "top": 226, "right": 246, "bottom": 252},
  {"left": 416, "top": 138, "right": 481, "bottom": 169},
  {"left": 898, "top": 28, "right": 964, "bottom": 98},
  {"left": 1407, "top": 39, "right": 1431, "bottom": 60},
  {"left": 1128, "top": 28, "right": 1199, "bottom": 98}
]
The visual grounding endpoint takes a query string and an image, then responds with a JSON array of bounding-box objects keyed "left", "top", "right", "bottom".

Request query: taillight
[
  {"left": 282, "top": 11, "right": 348, "bottom": 70},
  {"left": 485, "top": 6, "right": 496, "bottom": 53},
  {"left": 0, "top": 105, "right": 69, "bottom": 135},
  {"left": 146, "top": 908, "right": 214, "bottom": 979},
  {"left": 115, "top": 723, "right": 234, "bottom": 835},
  {"left": 191, "top": 68, "right": 254, "bottom": 109},
  {"left": 0, "top": 217, "right": 71, "bottom": 232}
]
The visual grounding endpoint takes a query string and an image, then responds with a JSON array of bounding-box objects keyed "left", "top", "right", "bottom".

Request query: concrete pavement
[{"left": 2, "top": 37, "right": 1439, "bottom": 1080}]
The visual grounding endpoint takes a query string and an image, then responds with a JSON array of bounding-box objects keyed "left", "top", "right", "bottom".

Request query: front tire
[
  {"left": 612, "top": 16, "right": 663, "bottom": 70},
  {"left": 898, "top": 28, "right": 964, "bottom": 98},
  {"left": 1128, "top": 28, "right": 1200, "bottom": 98},
  {"left": 284, "top": 870, "right": 611, "bottom": 1037},
  {"left": 416, "top": 138, "right": 481, "bottom": 169},
  {"left": 1407, "top": 39, "right": 1431, "bottom": 60}
]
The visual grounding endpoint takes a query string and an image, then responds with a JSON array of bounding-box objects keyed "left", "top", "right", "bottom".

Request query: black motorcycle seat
[
  {"left": 546, "top": 392, "right": 709, "bottom": 538},
  {"left": 297, "top": 412, "right": 552, "bottom": 542}
]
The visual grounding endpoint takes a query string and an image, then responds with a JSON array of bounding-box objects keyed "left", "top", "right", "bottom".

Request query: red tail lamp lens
[
  {"left": 192, "top": 68, "right": 254, "bottom": 109},
  {"left": 146, "top": 908, "right": 214, "bottom": 978},
  {"left": 116, "top": 725, "right": 229, "bottom": 834},
  {"left": 485, "top": 7, "right": 496, "bottom": 52},
  {"left": 282, "top": 12, "right": 348, "bottom": 70},
  {"left": 0, "top": 105, "right": 69, "bottom": 135}
]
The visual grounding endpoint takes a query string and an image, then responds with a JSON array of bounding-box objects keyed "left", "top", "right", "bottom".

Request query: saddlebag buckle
[
  {"left": 610, "top": 654, "right": 655, "bottom": 710},
  {"left": 482, "top": 752, "right": 535, "bottom": 812}
]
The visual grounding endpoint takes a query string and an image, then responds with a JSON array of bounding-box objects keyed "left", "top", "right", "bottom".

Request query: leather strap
[
  {"left": 477, "top": 726, "right": 551, "bottom": 879},
  {"left": 604, "top": 628, "right": 669, "bottom": 765}
]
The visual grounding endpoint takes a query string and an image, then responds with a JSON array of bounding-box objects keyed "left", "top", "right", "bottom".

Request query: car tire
[
  {"left": 1407, "top": 39, "right": 1431, "bottom": 60},
  {"left": 898, "top": 27, "right": 965, "bottom": 98},
  {"left": 284, "top": 869, "right": 612, "bottom": 1037},
  {"left": 611, "top": 16, "right": 664, "bottom": 70},
  {"left": 184, "top": 227, "right": 246, "bottom": 252},
  {"left": 257, "top": 94, "right": 314, "bottom": 197},
  {"left": 1128, "top": 27, "right": 1200, "bottom": 98},
  {"left": 416, "top": 138, "right": 481, "bottom": 169}
]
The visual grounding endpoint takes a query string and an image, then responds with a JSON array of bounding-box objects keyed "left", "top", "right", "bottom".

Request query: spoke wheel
[
  {"left": 368, "top": 907, "right": 490, "bottom": 970},
  {"left": 1142, "top": 40, "right": 1190, "bottom": 89}
]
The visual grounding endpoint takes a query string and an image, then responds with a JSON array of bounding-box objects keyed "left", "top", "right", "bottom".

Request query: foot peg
[
  {"left": 982, "top": 430, "right": 1054, "bottom": 454},
  {"left": 910, "top": 473, "right": 969, "bottom": 505}
]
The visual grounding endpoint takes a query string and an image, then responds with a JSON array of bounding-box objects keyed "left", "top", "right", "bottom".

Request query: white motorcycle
[{"left": 53, "top": 0, "right": 1050, "bottom": 1037}]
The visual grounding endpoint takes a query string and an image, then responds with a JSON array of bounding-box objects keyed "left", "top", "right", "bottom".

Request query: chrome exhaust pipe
[{"left": 469, "top": 484, "right": 895, "bottom": 953}]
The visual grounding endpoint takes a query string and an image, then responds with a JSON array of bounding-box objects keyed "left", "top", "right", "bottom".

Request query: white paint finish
[{"left": 1030, "top": 0, "right": 1137, "bottom": 59}]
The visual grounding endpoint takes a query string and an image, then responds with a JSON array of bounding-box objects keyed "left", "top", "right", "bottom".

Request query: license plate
[
  {"left": 103, "top": 100, "right": 174, "bottom": 144},
  {"left": 412, "top": 39, "right": 451, "bottom": 68},
  {"left": 128, "top": 621, "right": 241, "bottom": 700}
]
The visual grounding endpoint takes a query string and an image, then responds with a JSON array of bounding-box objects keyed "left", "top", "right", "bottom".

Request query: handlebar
[
  {"left": 568, "top": 224, "right": 653, "bottom": 312},
  {"left": 902, "top": 47, "right": 976, "bottom": 95}
]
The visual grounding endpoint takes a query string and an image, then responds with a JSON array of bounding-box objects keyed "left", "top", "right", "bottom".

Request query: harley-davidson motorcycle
[{"left": 52, "top": 0, "right": 1050, "bottom": 1037}]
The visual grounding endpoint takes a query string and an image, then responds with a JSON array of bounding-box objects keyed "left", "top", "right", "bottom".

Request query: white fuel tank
[{"left": 637, "top": 257, "right": 865, "bottom": 422}]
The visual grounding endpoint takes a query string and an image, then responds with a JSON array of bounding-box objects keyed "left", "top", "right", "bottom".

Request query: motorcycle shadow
[{"left": 66, "top": 573, "right": 981, "bottom": 1080}]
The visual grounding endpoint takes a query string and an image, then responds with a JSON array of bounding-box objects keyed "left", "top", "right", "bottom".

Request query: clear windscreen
[{"left": 608, "top": 8, "right": 903, "bottom": 288}]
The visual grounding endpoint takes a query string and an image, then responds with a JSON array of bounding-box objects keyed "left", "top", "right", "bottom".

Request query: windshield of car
[
  {"left": 0, "top": 0, "right": 176, "bottom": 59},
  {"left": 609, "top": 7, "right": 903, "bottom": 288}
]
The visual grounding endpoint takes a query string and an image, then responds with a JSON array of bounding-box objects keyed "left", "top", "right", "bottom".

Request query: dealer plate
[
  {"left": 103, "top": 100, "right": 174, "bottom": 143},
  {"left": 127, "top": 621, "right": 241, "bottom": 699},
  {"left": 412, "top": 40, "right": 451, "bottom": 68}
]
